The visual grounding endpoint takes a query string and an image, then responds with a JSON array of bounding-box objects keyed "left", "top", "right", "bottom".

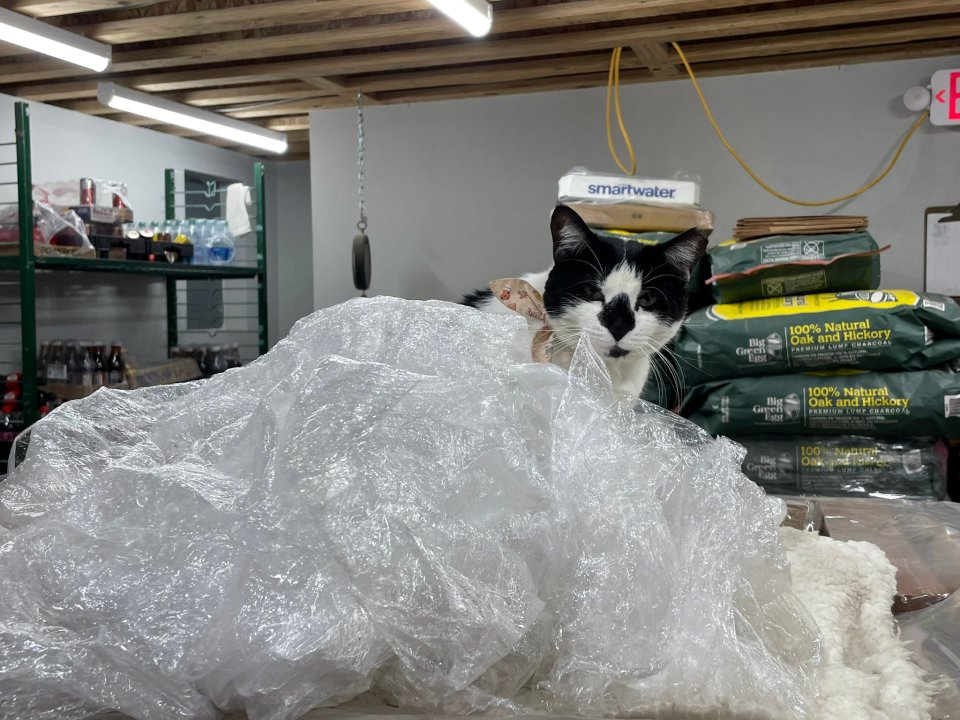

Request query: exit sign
[{"left": 931, "top": 68, "right": 960, "bottom": 126}]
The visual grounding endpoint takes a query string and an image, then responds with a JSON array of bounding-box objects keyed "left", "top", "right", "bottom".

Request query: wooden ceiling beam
[
  {"left": 688, "top": 19, "right": 960, "bottom": 64},
  {"left": 6, "top": 0, "right": 168, "bottom": 17},
  {"left": 180, "top": 82, "right": 328, "bottom": 108},
  {"left": 345, "top": 53, "right": 635, "bottom": 94},
  {"left": 225, "top": 97, "right": 351, "bottom": 118},
  {"left": 0, "top": 0, "right": 956, "bottom": 92},
  {"left": 6, "top": 0, "right": 956, "bottom": 88},
  {"left": 630, "top": 42, "right": 680, "bottom": 79},
  {"left": 264, "top": 116, "right": 310, "bottom": 132},
  {"left": 366, "top": 38, "right": 960, "bottom": 106},
  {"left": 57, "top": 0, "right": 427, "bottom": 45},
  {"left": 12, "top": 78, "right": 322, "bottom": 103},
  {"left": 11, "top": 15, "right": 959, "bottom": 108},
  {"left": 300, "top": 75, "right": 352, "bottom": 95},
  {"left": 0, "top": 0, "right": 801, "bottom": 78}
]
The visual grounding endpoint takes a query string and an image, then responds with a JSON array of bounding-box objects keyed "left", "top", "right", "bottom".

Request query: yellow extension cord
[{"left": 605, "top": 42, "right": 930, "bottom": 207}]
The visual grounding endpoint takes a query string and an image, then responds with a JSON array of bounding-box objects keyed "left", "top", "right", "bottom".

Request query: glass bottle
[
  {"left": 80, "top": 342, "right": 94, "bottom": 388},
  {"left": 107, "top": 342, "right": 125, "bottom": 385},
  {"left": 92, "top": 341, "right": 107, "bottom": 388},
  {"left": 47, "top": 341, "right": 65, "bottom": 383},
  {"left": 198, "top": 346, "right": 211, "bottom": 377},
  {"left": 66, "top": 340, "right": 80, "bottom": 385},
  {"left": 210, "top": 345, "right": 228, "bottom": 375}
]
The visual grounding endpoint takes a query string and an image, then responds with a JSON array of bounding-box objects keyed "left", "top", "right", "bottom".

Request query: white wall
[
  {"left": 266, "top": 160, "right": 314, "bottom": 345},
  {"left": 310, "top": 54, "right": 960, "bottom": 310},
  {"left": 0, "top": 96, "right": 313, "bottom": 373}
]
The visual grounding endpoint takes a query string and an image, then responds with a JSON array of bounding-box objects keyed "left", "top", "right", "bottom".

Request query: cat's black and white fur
[{"left": 463, "top": 205, "right": 708, "bottom": 397}]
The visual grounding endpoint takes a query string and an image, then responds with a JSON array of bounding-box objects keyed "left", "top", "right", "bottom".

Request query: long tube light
[
  {"left": 97, "top": 83, "right": 288, "bottom": 154},
  {"left": 0, "top": 7, "right": 111, "bottom": 71},
  {"left": 427, "top": 0, "right": 492, "bottom": 37}
]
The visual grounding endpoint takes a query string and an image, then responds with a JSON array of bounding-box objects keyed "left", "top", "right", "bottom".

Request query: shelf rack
[{"left": 1, "top": 100, "right": 269, "bottom": 429}]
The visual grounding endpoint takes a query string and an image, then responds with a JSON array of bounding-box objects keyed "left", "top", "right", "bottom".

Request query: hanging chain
[{"left": 356, "top": 93, "right": 368, "bottom": 234}]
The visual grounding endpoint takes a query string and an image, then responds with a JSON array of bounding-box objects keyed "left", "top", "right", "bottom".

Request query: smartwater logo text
[{"left": 587, "top": 183, "right": 678, "bottom": 199}]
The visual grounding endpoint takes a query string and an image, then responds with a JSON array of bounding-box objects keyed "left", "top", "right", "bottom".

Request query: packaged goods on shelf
[
  {"left": 676, "top": 290, "right": 960, "bottom": 386},
  {"left": 703, "top": 231, "right": 884, "bottom": 304},
  {"left": 736, "top": 435, "right": 947, "bottom": 501},
  {"left": 132, "top": 218, "right": 235, "bottom": 265},
  {"left": 0, "top": 202, "right": 94, "bottom": 257},
  {"left": 682, "top": 366, "right": 960, "bottom": 437},
  {"left": 33, "top": 178, "right": 132, "bottom": 213},
  {"left": 39, "top": 340, "right": 127, "bottom": 399},
  {"left": 171, "top": 344, "right": 242, "bottom": 378}
]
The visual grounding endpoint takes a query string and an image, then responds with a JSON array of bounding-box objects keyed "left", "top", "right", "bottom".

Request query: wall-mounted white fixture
[
  {"left": 903, "top": 68, "right": 960, "bottom": 126},
  {"left": 426, "top": 0, "right": 492, "bottom": 37},
  {"left": 903, "top": 86, "right": 931, "bottom": 113},
  {"left": 97, "top": 82, "right": 288, "bottom": 154},
  {"left": 0, "top": 6, "right": 111, "bottom": 71}
]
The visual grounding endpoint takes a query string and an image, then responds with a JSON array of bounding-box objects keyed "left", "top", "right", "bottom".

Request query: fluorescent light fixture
[
  {"left": 427, "top": 0, "right": 492, "bottom": 37},
  {"left": 97, "top": 82, "right": 288, "bottom": 154},
  {"left": 0, "top": 6, "right": 111, "bottom": 71}
]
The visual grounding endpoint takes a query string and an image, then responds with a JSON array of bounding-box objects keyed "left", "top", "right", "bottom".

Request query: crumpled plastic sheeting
[{"left": 0, "top": 297, "right": 821, "bottom": 720}]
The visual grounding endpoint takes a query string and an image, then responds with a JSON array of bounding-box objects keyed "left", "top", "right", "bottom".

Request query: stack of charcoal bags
[{"left": 672, "top": 215, "right": 959, "bottom": 501}]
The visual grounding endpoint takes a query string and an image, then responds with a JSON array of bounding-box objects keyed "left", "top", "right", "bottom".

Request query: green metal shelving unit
[
  {"left": 5, "top": 100, "right": 270, "bottom": 428},
  {"left": 162, "top": 163, "right": 269, "bottom": 356}
]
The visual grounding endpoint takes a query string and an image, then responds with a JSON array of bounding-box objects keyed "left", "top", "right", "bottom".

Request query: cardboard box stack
[
  {"left": 558, "top": 168, "right": 714, "bottom": 243},
  {"left": 675, "top": 215, "right": 960, "bottom": 501}
]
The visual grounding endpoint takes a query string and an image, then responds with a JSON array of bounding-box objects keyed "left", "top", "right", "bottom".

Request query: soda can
[{"left": 79, "top": 178, "right": 96, "bottom": 205}]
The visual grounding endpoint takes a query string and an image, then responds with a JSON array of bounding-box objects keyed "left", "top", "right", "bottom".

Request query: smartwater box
[{"left": 558, "top": 169, "right": 701, "bottom": 207}]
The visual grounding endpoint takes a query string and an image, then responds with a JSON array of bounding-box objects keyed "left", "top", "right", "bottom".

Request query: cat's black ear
[
  {"left": 661, "top": 228, "right": 709, "bottom": 276},
  {"left": 550, "top": 204, "right": 594, "bottom": 260}
]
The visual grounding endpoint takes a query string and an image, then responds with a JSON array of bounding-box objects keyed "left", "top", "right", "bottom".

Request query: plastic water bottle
[
  {"left": 206, "top": 220, "right": 235, "bottom": 265},
  {"left": 191, "top": 219, "right": 209, "bottom": 265}
]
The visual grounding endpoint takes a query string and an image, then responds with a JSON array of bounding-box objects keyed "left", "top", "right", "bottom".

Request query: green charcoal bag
[
  {"left": 703, "top": 231, "right": 883, "bottom": 303},
  {"left": 735, "top": 435, "right": 947, "bottom": 501},
  {"left": 676, "top": 290, "right": 960, "bottom": 386},
  {"left": 682, "top": 367, "right": 960, "bottom": 437}
]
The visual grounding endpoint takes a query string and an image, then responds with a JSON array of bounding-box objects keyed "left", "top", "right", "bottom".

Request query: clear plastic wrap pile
[{"left": 0, "top": 298, "right": 821, "bottom": 720}]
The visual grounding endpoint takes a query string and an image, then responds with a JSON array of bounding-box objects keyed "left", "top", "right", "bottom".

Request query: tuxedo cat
[{"left": 463, "top": 205, "right": 708, "bottom": 397}]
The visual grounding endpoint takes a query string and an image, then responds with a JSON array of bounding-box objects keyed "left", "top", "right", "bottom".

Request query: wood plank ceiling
[{"left": 1, "top": 0, "right": 959, "bottom": 161}]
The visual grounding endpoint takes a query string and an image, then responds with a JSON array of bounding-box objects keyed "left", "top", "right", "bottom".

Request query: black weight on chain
[{"left": 352, "top": 233, "right": 371, "bottom": 295}]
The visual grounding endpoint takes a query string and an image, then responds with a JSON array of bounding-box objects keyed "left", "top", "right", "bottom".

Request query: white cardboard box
[{"left": 558, "top": 172, "right": 700, "bottom": 207}]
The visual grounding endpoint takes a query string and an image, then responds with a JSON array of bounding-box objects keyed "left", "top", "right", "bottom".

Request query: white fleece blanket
[{"left": 780, "top": 528, "right": 935, "bottom": 720}]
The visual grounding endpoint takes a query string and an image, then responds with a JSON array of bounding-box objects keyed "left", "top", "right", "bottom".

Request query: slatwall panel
[{"left": 168, "top": 170, "right": 261, "bottom": 363}]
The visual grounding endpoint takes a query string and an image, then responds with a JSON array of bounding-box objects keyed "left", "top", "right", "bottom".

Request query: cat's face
[{"left": 543, "top": 205, "right": 708, "bottom": 362}]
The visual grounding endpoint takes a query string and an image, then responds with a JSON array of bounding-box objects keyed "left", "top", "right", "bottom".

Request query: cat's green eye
[
  {"left": 589, "top": 289, "right": 604, "bottom": 302},
  {"left": 636, "top": 291, "right": 655, "bottom": 309}
]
